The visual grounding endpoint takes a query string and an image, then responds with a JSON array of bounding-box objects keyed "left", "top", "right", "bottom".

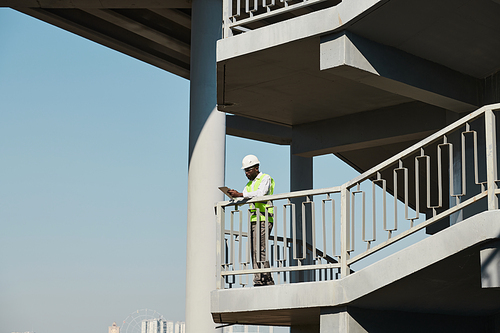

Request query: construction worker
[{"left": 228, "top": 154, "right": 275, "bottom": 286}]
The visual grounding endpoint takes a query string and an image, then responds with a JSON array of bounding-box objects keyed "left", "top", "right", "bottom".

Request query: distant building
[
  {"left": 222, "top": 326, "right": 273, "bottom": 333},
  {"left": 141, "top": 319, "right": 166, "bottom": 333},
  {"left": 141, "top": 319, "right": 185, "bottom": 333},
  {"left": 109, "top": 322, "right": 120, "bottom": 333},
  {"left": 165, "top": 321, "right": 173, "bottom": 333},
  {"left": 174, "top": 321, "right": 185, "bottom": 333}
]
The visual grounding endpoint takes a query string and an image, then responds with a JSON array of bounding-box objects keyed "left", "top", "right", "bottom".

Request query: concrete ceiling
[
  {"left": 348, "top": 0, "right": 500, "bottom": 79},
  {"left": 1, "top": 0, "right": 193, "bottom": 79},
  {"left": 217, "top": 0, "right": 500, "bottom": 125},
  {"left": 218, "top": 36, "right": 413, "bottom": 126}
]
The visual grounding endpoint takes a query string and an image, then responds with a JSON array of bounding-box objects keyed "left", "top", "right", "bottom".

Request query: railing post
[
  {"left": 485, "top": 108, "right": 498, "bottom": 210},
  {"left": 215, "top": 203, "right": 225, "bottom": 289},
  {"left": 222, "top": 0, "right": 232, "bottom": 38},
  {"left": 340, "top": 184, "right": 351, "bottom": 278}
]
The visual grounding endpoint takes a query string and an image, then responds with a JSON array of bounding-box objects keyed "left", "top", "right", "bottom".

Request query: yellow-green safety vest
[{"left": 245, "top": 173, "right": 275, "bottom": 223}]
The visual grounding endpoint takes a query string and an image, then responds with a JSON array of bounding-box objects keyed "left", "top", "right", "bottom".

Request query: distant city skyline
[{"left": 140, "top": 318, "right": 185, "bottom": 333}]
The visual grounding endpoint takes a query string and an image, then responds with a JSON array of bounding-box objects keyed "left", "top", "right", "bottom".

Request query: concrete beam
[
  {"left": 290, "top": 152, "right": 314, "bottom": 283},
  {"left": 226, "top": 115, "right": 292, "bottom": 145},
  {"left": 216, "top": 0, "right": 385, "bottom": 62},
  {"left": 14, "top": 7, "right": 190, "bottom": 79},
  {"left": 150, "top": 8, "right": 191, "bottom": 29},
  {"left": 81, "top": 8, "right": 190, "bottom": 57},
  {"left": 0, "top": 0, "right": 191, "bottom": 8},
  {"left": 320, "top": 32, "right": 480, "bottom": 113},
  {"left": 320, "top": 307, "right": 366, "bottom": 333},
  {"left": 291, "top": 102, "right": 448, "bottom": 157}
]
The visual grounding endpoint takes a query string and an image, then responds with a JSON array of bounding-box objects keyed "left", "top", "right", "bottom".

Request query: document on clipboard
[{"left": 219, "top": 186, "right": 234, "bottom": 199}]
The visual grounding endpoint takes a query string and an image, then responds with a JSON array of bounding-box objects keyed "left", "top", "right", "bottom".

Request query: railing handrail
[
  {"left": 219, "top": 186, "right": 341, "bottom": 207},
  {"left": 345, "top": 103, "right": 500, "bottom": 188},
  {"left": 219, "top": 103, "right": 500, "bottom": 209}
]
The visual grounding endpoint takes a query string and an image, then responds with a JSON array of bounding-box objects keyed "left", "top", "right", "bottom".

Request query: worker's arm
[
  {"left": 242, "top": 175, "right": 271, "bottom": 198},
  {"left": 227, "top": 189, "right": 243, "bottom": 197}
]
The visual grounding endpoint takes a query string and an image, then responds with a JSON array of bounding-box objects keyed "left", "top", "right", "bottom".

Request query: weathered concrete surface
[
  {"left": 185, "top": 1, "right": 224, "bottom": 332},
  {"left": 481, "top": 240, "right": 500, "bottom": 288},
  {"left": 226, "top": 115, "right": 292, "bottom": 145},
  {"left": 216, "top": 0, "right": 385, "bottom": 62},
  {"left": 320, "top": 32, "right": 480, "bottom": 112},
  {"left": 291, "top": 102, "right": 448, "bottom": 157}
]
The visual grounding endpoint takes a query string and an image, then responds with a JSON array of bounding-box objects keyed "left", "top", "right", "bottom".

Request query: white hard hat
[{"left": 241, "top": 154, "right": 260, "bottom": 169}]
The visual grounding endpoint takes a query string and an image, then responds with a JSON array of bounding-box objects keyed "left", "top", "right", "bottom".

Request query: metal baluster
[
  {"left": 351, "top": 183, "right": 365, "bottom": 251},
  {"left": 340, "top": 185, "right": 350, "bottom": 278},
  {"left": 322, "top": 194, "right": 335, "bottom": 258},
  {"left": 485, "top": 109, "right": 498, "bottom": 209},
  {"left": 247, "top": 204, "right": 252, "bottom": 269},
  {"left": 246, "top": 0, "right": 258, "bottom": 15},
  {"left": 393, "top": 160, "right": 407, "bottom": 236},
  {"left": 229, "top": 209, "right": 235, "bottom": 267},
  {"left": 369, "top": 173, "right": 386, "bottom": 246},
  {"left": 302, "top": 196, "right": 315, "bottom": 260},
  {"left": 216, "top": 204, "right": 225, "bottom": 289}
]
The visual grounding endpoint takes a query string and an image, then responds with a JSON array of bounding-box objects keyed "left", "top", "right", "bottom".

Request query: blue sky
[{"left": 0, "top": 8, "right": 358, "bottom": 333}]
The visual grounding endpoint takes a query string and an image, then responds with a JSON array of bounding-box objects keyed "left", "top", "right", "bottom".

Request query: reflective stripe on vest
[{"left": 245, "top": 173, "right": 275, "bottom": 222}]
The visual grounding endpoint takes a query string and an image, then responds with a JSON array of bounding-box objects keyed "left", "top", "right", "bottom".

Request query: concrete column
[
  {"left": 480, "top": 240, "right": 500, "bottom": 288},
  {"left": 290, "top": 152, "right": 314, "bottom": 283},
  {"left": 185, "top": 0, "right": 224, "bottom": 332},
  {"left": 320, "top": 307, "right": 366, "bottom": 333},
  {"left": 291, "top": 154, "right": 313, "bottom": 192}
]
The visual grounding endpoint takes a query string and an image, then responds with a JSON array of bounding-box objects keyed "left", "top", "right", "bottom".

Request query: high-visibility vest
[{"left": 245, "top": 173, "right": 275, "bottom": 222}]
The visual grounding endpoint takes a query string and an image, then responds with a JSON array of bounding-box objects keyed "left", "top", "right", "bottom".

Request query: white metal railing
[
  {"left": 215, "top": 104, "right": 500, "bottom": 289},
  {"left": 222, "top": 0, "right": 335, "bottom": 38}
]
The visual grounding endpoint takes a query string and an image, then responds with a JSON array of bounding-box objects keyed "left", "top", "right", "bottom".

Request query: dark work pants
[{"left": 251, "top": 220, "right": 274, "bottom": 286}]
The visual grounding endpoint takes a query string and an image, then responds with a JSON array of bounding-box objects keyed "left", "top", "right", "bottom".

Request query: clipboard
[{"left": 219, "top": 186, "right": 234, "bottom": 199}]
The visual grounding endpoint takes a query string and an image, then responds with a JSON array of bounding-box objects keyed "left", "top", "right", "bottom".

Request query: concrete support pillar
[
  {"left": 290, "top": 152, "right": 313, "bottom": 283},
  {"left": 480, "top": 240, "right": 500, "bottom": 288},
  {"left": 320, "top": 307, "right": 366, "bottom": 333},
  {"left": 484, "top": 70, "right": 500, "bottom": 105},
  {"left": 185, "top": 0, "right": 224, "bottom": 332}
]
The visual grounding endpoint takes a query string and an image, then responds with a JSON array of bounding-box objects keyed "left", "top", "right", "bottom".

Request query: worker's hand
[{"left": 228, "top": 189, "right": 243, "bottom": 197}]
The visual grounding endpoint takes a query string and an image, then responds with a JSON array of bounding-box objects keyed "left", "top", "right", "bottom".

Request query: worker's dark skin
[{"left": 228, "top": 165, "right": 259, "bottom": 198}]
